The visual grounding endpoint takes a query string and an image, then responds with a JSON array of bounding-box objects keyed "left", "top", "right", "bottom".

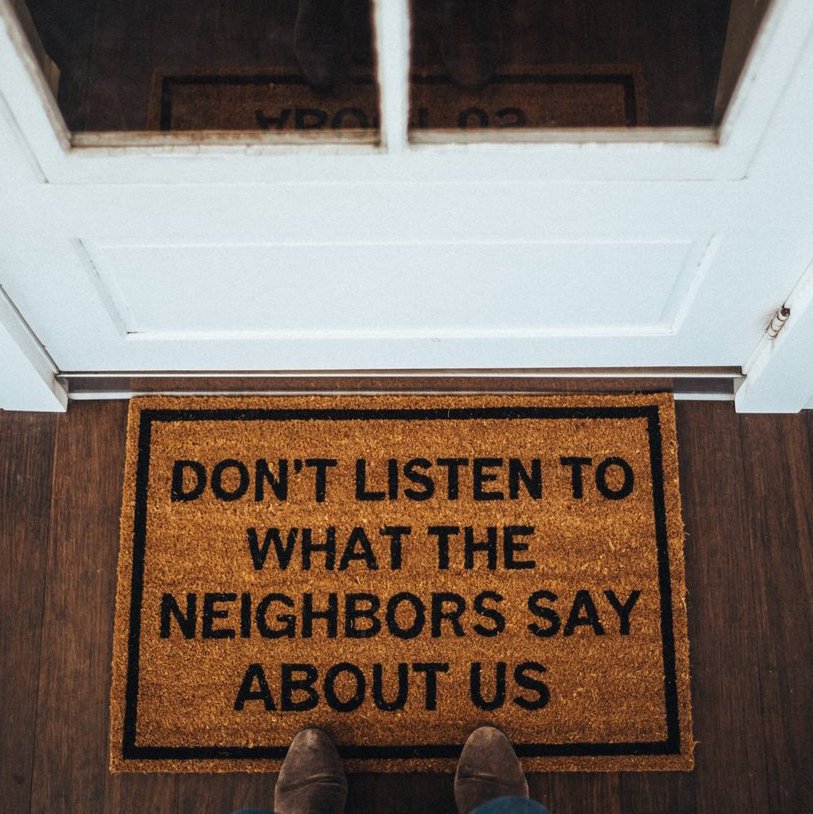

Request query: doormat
[
  {"left": 110, "top": 394, "right": 692, "bottom": 774},
  {"left": 147, "top": 65, "right": 645, "bottom": 131},
  {"left": 147, "top": 69, "right": 380, "bottom": 132},
  {"left": 410, "top": 64, "right": 647, "bottom": 129}
]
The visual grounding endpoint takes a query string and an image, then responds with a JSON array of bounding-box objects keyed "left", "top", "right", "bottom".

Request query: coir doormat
[
  {"left": 147, "top": 65, "right": 645, "bottom": 131},
  {"left": 110, "top": 394, "right": 692, "bottom": 773}
]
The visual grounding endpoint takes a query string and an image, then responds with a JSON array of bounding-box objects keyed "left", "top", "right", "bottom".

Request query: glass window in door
[
  {"left": 408, "top": 0, "right": 772, "bottom": 134},
  {"left": 14, "top": 0, "right": 379, "bottom": 135}
]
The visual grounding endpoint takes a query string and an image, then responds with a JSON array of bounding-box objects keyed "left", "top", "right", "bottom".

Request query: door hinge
[{"left": 766, "top": 305, "right": 791, "bottom": 339}]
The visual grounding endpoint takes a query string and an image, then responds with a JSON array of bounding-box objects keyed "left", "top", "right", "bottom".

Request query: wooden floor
[{"left": 1, "top": 399, "right": 812, "bottom": 814}]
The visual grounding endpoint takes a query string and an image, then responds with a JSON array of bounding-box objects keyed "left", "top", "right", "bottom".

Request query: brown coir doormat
[
  {"left": 110, "top": 394, "right": 692, "bottom": 773},
  {"left": 147, "top": 69, "right": 379, "bottom": 132},
  {"left": 410, "top": 64, "right": 647, "bottom": 129},
  {"left": 147, "top": 65, "right": 645, "bottom": 131}
]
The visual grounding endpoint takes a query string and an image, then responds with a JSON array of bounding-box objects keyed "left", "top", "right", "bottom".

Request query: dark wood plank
[
  {"left": 629, "top": 0, "right": 706, "bottom": 125},
  {"left": 546, "top": 773, "right": 622, "bottom": 814},
  {"left": 24, "top": 0, "right": 98, "bottom": 129},
  {"left": 739, "top": 414, "right": 813, "bottom": 814},
  {"left": 349, "top": 773, "right": 457, "bottom": 814},
  {"left": 28, "top": 402, "right": 178, "bottom": 813},
  {"left": 696, "top": 0, "right": 733, "bottom": 123},
  {"left": 525, "top": 773, "right": 553, "bottom": 813},
  {"left": 29, "top": 402, "right": 123, "bottom": 810},
  {"left": 622, "top": 402, "right": 772, "bottom": 813},
  {"left": 0, "top": 412, "right": 56, "bottom": 814},
  {"left": 148, "top": 0, "right": 218, "bottom": 73},
  {"left": 176, "top": 774, "right": 276, "bottom": 814},
  {"left": 104, "top": 774, "right": 178, "bottom": 814}
]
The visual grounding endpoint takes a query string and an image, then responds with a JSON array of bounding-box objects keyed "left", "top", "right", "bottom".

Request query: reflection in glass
[
  {"left": 410, "top": 0, "right": 762, "bottom": 132},
  {"left": 18, "top": 0, "right": 378, "bottom": 134}
]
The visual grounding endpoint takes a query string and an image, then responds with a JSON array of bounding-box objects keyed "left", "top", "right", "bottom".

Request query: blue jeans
[{"left": 233, "top": 799, "right": 549, "bottom": 814}]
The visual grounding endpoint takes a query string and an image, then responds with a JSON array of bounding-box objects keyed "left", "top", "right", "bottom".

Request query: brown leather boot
[
  {"left": 273, "top": 729, "right": 348, "bottom": 814},
  {"left": 454, "top": 726, "right": 529, "bottom": 814}
]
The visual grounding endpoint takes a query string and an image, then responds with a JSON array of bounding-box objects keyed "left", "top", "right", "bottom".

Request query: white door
[{"left": 1, "top": 0, "right": 813, "bottom": 410}]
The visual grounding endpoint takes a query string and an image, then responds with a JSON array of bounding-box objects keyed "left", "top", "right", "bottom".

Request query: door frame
[
  {"left": 735, "top": 260, "right": 813, "bottom": 412},
  {"left": 0, "top": 287, "right": 66, "bottom": 411}
]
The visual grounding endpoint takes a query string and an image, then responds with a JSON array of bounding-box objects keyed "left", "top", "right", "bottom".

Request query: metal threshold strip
[{"left": 59, "top": 368, "right": 742, "bottom": 401}]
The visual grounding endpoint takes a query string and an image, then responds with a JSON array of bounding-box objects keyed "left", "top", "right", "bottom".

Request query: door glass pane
[
  {"left": 409, "top": 0, "right": 771, "bottom": 133},
  {"left": 16, "top": 0, "right": 379, "bottom": 135}
]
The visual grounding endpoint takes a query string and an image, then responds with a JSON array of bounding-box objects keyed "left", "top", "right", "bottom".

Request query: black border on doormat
[
  {"left": 121, "top": 405, "right": 679, "bottom": 762},
  {"left": 157, "top": 72, "right": 640, "bottom": 130}
]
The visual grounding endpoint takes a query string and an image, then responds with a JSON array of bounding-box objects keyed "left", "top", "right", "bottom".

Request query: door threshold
[{"left": 59, "top": 368, "right": 741, "bottom": 401}]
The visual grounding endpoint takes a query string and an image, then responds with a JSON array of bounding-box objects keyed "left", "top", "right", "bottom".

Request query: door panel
[
  {"left": 83, "top": 238, "right": 704, "bottom": 337},
  {"left": 1, "top": 0, "right": 813, "bottom": 407},
  {"left": 1, "top": 166, "right": 810, "bottom": 372}
]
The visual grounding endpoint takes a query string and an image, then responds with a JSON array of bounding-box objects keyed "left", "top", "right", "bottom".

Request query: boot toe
[
  {"left": 454, "top": 727, "right": 528, "bottom": 814},
  {"left": 274, "top": 729, "right": 348, "bottom": 814}
]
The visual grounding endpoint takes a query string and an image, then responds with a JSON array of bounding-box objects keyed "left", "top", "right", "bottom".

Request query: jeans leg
[{"left": 471, "top": 796, "right": 551, "bottom": 814}]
